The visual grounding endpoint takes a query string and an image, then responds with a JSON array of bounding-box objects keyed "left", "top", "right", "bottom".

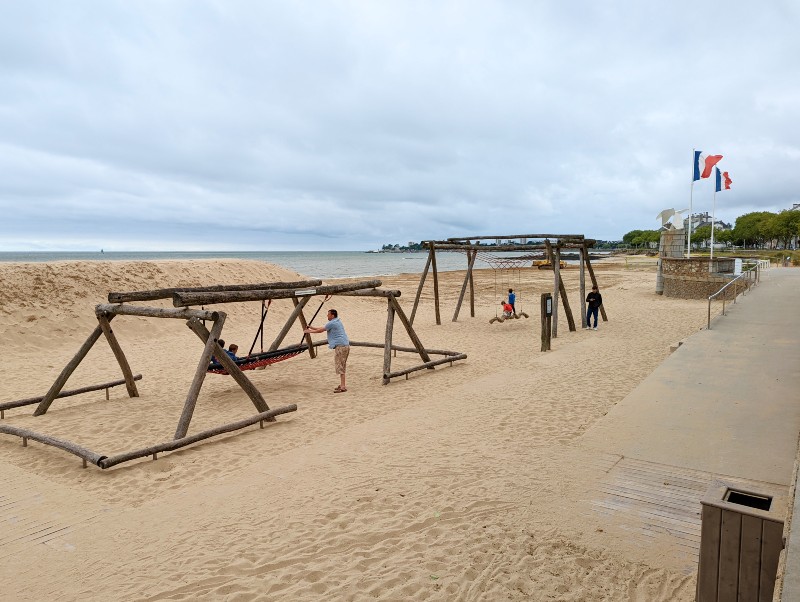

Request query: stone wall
[{"left": 661, "top": 257, "right": 748, "bottom": 300}]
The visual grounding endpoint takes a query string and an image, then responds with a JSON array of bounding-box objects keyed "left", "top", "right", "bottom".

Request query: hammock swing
[{"left": 207, "top": 295, "right": 330, "bottom": 375}]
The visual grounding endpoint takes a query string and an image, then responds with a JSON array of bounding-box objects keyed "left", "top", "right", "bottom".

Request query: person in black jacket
[{"left": 585, "top": 286, "right": 603, "bottom": 330}]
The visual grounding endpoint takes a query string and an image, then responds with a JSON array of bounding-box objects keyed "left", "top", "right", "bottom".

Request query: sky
[{"left": 1, "top": 1, "right": 799, "bottom": 251}]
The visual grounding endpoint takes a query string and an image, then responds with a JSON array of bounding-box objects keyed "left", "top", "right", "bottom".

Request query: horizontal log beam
[
  {"left": 338, "top": 289, "right": 402, "bottom": 298},
  {"left": 99, "top": 405, "right": 297, "bottom": 469},
  {"left": 308, "top": 339, "right": 463, "bottom": 357},
  {"left": 173, "top": 280, "right": 383, "bottom": 307},
  {"left": 109, "top": 280, "right": 323, "bottom": 303},
  {"left": 348, "top": 341, "right": 463, "bottom": 356},
  {"left": 385, "top": 354, "right": 468, "bottom": 380},
  {"left": 419, "top": 243, "right": 589, "bottom": 252},
  {"left": 96, "top": 304, "right": 219, "bottom": 321},
  {"left": 0, "top": 425, "right": 106, "bottom": 466},
  {"left": 0, "top": 375, "right": 143, "bottom": 412},
  {"left": 444, "top": 234, "right": 585, "bottom": 241}
]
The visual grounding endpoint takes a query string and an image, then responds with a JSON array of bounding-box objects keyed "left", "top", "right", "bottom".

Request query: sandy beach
[{"left": 0, "top": 257, "right": 710, "bottom": 600}]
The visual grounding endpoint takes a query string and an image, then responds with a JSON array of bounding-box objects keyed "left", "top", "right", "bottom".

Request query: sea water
[
  {"left": 0, "top": 251, "right": 486, "bottom": 279},
  {"left": 0, "top": 250, "right": 595, "bottom": 279}
]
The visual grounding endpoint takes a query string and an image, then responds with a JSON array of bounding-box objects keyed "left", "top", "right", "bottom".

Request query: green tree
[
  {"left": 733, "top": 212, "right": 776, "bottom": 248},
  {"left": 771, "top": 210, "right": 800, "bottom": 248},
  {"left": 622, "top": 230, "right": 645, "bottom": 245},
  {"left": 693, "top": 225, "right": 712, "bottom": 247},
  {"left": 715, "top": 228, "right": 734, "bottom": 247}
]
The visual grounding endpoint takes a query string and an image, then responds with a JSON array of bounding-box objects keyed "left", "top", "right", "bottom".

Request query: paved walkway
[{"left": 579, "top": 267, "right": 800, "bottom": 486}]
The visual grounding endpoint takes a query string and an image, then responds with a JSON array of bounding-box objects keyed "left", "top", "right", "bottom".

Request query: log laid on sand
[
  {"left": 0, "top": 425, "right": 106, "bottom": 466},
  {"left": 0, "top": 375, "right": 142, "bottom": 413},
  {"left": 385, "top": 354, "right": 468, "bottom": 380},
  {"left": 99, "top": 405, "right": 298, "bottom": 469},
  {"left": 0, "top": 404, "right": 298, "bottom": 469}
]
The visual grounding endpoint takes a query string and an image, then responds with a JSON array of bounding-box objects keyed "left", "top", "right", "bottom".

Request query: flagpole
[
  {"left": 710, "top": 188, "right": 716, "bottom": 262},
  {"left": 688, "top": 149, "right": 694, "bottom": 258}
]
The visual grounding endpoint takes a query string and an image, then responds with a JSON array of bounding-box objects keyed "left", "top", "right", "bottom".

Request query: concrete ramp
[{"left": 579, "top": 268, "right": 800, "bottom": 486}]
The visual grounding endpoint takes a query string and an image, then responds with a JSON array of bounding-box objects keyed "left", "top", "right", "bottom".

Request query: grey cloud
[{"left": 1, "top": 1, "right": 799, "bottom": 250}]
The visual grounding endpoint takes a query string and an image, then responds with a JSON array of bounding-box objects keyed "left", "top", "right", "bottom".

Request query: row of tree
[{"left": 623, "top": 210, "right": 800, "bottom": 249}]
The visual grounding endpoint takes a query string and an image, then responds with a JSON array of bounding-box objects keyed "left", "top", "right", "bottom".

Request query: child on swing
[{"left": 500, "top": 300, "right": 514, "bottom": 319}]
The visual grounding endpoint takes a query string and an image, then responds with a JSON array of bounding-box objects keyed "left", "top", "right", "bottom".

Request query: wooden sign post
[{"left": 541, "top": 293, "right": 553, "bottom": 352}]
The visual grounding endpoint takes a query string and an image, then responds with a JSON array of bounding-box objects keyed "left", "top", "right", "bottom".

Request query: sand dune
[{"left": 0, "top": 257, "right": 708, "bottom": 600}]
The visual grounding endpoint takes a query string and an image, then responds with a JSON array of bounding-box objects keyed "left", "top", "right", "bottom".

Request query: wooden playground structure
[
  {"left": 0, "top": 279, "right": 466, "bottom": 469},
  {"left": 410, "top": 233, "right": 608, "bottom": 337}
]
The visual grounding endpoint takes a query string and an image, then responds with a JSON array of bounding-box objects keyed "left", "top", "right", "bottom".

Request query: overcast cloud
[{"left": 1, "top": 1, "right": 798, "bottom": 251}]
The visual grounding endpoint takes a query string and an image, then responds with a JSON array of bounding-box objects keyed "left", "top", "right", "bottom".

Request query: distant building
[{"left": 683, "top": 212, "right": 732, "bottom": 231}]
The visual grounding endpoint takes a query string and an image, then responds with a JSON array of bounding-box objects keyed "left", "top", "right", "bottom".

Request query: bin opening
[{"left": 724, "top": 489, "right": 772, "bottom": 511}]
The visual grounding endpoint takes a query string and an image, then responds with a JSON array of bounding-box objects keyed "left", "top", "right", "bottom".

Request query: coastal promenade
[{"left": 577, "top": 268, "right": 800, "bottom": 589}]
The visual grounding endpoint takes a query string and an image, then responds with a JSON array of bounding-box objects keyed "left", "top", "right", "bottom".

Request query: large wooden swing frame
[
  {"left": 409, "top": 233, "right": 608, "bottom": 337},
  {"left": 0, "top": 279, "right": 465, "bottom": 469}
]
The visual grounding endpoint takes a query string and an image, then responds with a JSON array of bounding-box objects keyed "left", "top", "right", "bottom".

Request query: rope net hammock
[
  {"left": 462, "top": 250, "right": 544, "bottom": 270},
  {"left": 207, "top": 345, "right": 308, "bottom": 375}
]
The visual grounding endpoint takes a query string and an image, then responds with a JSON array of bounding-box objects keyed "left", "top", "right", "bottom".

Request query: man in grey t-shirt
[{"left": 304, "top": 309, "right": 351, "bottom": 392}]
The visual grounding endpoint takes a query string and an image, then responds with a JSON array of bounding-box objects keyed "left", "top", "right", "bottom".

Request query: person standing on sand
[
  {"left": 304, "top": 309, "right": 351, "bottom": 393},
  {"left": 585, "top": 285, "right": 602, "bottom": 330},
  {"left": 508, "top": 288, "right": 516, "bottom": 315}
]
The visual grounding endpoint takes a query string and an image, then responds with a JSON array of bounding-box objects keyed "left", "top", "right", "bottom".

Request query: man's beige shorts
[{"left": 334, "top": 345, "right": 350, "bottom": 375}]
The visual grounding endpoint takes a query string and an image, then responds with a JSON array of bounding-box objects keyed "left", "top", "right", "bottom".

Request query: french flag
[
  {"left": 715, "top": 168, "right": 732, "bottom": 192},
  {"left": 693, "top": 150, "right": 724, "bottom": 180}
]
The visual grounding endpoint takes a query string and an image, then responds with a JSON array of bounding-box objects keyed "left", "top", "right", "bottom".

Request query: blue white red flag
[
  {"left": 693, "top": 151, "right": 724, "bottom": 181},
  {"left": 715, "top": 168, "right": 732, "bottom": 191}
]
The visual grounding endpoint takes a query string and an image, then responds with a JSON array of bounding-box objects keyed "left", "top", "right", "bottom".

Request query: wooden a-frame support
[
  {"left": 33, "top": 305, "right": 275, "bottom": 442},
  {"left": 411, "top": 234, "right": 607, "bottom": 336}
]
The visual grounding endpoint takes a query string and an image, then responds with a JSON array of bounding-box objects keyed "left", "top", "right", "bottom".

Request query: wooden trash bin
[{"left": 696, "top": 480, "right": 787, "bottom": 602}]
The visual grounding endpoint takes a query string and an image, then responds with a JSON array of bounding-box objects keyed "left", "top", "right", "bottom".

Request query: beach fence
[{"left": 707, "top": 260, "right": 769, "bottom": 329}]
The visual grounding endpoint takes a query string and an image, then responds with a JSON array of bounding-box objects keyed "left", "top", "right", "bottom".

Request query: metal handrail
[{"left": 707, "top": 259, "right": 769, "bottom": 329}]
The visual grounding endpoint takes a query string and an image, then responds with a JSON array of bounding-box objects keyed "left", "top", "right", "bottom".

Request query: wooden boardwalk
[{"left": 581, "top": 452, "right": 788, "bottom": 572}]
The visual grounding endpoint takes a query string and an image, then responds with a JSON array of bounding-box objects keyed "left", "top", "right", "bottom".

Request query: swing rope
[
  {"left": 247, "top": 299, "right": 272, "bottom": 356},
  {"left": 298, "top": 294, "right": 332, "bottom": 346}
]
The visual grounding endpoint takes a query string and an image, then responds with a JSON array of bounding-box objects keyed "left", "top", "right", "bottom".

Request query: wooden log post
[
  {"left": 388, "top": 296, "right": 432, "bottom": 365},
  {"left": 430, "top": 242, "right": 441, "bottom": 326},
  {"left": 409, "top": 247, "right": 433, "bottom": 326},
  {"left": 541, "top": 293, "right": 552, "bottom": 352},
  {"left": 292, "top": 297, "right": 317, "bottom": 359},
  {"left": 269, "top": 295, "right": 312, "bottom": 351},
  {"left": 469, "top": 249, "right": 476, "bottom": 318},
  {"left": 96, "top": 313, "right": 140, "bottom": 398},
  {"left": 579, "top": 248, "right": 587, "bottom": 329},
  {"left": 557, "top": 275, "right": 576, "bottom": 332},
  {"left": 185, "top": 317, "right": 271, "bottom": 433},
  {"left": 34, "top": 322, "right": 108, "bottom": 416},
  {"left": 176, "top": 316, "right": 228, "bottom": 439},
  {"left": 383, "top": 298, "right": 396, "bottom": 384},
  {"left": 583, "top": 243, "right": 607, "bottom": 321},
  {"left": 551, "top": 242, "right": 560, "bottom": 338},
  {"left": 452, "top": 249, "right": 477, "bottom": 322}
]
